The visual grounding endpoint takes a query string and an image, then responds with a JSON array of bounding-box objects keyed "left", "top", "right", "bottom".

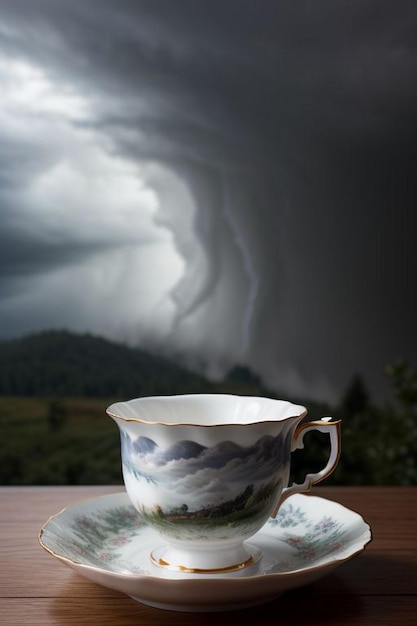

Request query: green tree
[
  {"left": 340, "top": 374, "right": 370, "bottom": 416},
  {"left": 335, "top": 364, "right": 417, "bottom": 485},
  {"left": 386, "top": 360, "right": 417, "bottom": 413}
]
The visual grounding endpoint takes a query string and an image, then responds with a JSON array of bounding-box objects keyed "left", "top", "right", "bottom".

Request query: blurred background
[{"left": 1, "top": 0, "right": 416, "bottom": 486}]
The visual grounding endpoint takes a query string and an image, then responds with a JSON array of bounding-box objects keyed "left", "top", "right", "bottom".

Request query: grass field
[{"left": 0, "top": 396, "right": 124, "bottom": 485}]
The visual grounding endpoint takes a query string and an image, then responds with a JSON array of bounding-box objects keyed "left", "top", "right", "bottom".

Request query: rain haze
[{"left": 0, "top": 0, "right": 416, "bottom": 404}]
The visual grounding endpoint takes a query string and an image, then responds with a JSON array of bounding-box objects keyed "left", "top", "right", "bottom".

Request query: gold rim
[
  {"left": 106, "top": 394, "right": 307, "bottom": 427},
  {"left": 106, "top": 411, "right": 308, "bottom": 427}
]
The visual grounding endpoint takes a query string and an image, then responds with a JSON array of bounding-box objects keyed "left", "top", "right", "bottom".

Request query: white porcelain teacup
[{"left": 107, "top": 394, "right": 341, "bottom": 574}]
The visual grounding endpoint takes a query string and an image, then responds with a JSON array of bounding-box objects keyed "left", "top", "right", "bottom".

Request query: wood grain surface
[{"left": 1, "top": 486, "right": 416, "bottom": 625}]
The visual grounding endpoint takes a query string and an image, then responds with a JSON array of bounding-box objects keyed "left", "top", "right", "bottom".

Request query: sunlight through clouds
[
  {"left": 0, "top": 57, "right": 87, "bottom": 121},
  {"left": 0, "top": 54, "right": 189, "bottom": 346}
]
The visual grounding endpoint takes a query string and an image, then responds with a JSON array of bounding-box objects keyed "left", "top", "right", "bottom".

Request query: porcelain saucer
[{"left": 39, "top": 491, "right": 371, "bottom": 612}]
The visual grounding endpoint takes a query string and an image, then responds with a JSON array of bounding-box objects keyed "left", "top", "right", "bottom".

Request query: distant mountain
[{"left": 0, "top": 330, "right": 215, "bottom": 398}]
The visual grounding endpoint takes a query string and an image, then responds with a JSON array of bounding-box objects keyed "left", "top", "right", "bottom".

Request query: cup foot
[{"left": 150, "top": 543, "right": 262, "bottom": 574}]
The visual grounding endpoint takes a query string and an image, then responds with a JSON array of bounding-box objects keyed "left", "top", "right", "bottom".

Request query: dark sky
[{"left": 0, "top": 0, "right": 416, "bottom": 404}]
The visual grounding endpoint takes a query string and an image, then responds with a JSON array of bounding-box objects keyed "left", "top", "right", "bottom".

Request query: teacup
[{"left": 107, "top": 394, "right": 341, "bottom": 573}]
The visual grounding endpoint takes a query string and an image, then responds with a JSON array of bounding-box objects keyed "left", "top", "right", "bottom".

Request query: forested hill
[
  {"left": 0, "top": 330, "right": 273, "bottom": 399},
  {"left": 0, "top": 331, "right": 216, "bottom": 397}
]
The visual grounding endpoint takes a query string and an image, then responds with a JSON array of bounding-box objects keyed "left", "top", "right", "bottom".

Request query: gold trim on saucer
[{"left": 150, "top": 551, "right": 257, "bottom": 574}]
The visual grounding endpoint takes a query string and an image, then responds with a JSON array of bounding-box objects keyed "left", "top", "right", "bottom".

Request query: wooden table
[{"left": 1, "top": 486, "right": 416, "bottom": 625}]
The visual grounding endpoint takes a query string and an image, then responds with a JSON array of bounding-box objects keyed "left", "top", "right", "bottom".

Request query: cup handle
[{"left": 271, "top": 418, "right": 341, "bottom": 517}]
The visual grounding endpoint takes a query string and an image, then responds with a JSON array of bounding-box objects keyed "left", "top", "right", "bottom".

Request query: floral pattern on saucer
[
  {"left": 39, "top": 492, "right": 372, "bottom": 612},
  {"left": 42, "top": 501, "right": 151, "bottom": 574},
  {"left": 70, "top": 505, "right": 147, "bottom": 572},
  {"left": 263, "top": 504, "right": 347, "bottom": 572}
]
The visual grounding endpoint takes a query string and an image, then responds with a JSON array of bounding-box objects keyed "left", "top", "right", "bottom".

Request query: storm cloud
[
  {"left": 122, "top": 432, "right": 286, "bottom": 510},
  {"left": 1, "top": 1, "right": 417, "bottom": 402}
]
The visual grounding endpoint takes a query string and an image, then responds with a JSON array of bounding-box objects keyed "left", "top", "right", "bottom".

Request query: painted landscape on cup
[{"left": 120, "top": 430, "right": 291, "bottom": 539}]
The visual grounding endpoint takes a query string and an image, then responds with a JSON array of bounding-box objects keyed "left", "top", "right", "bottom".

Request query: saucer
[{"left": 39, "top": 492, "right": 371, "bottom": 612}]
